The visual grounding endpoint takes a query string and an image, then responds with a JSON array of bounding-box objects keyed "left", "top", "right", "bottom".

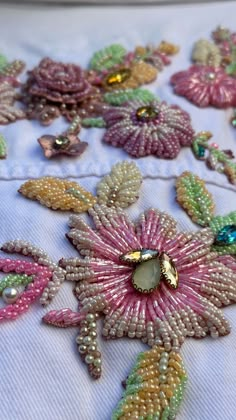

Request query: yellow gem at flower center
[
  {"left": 106, "top": 68, "right": 131, "bottom": 86},
  {"left": 136, "top": 106, "right": 158, "bottom": 121}
]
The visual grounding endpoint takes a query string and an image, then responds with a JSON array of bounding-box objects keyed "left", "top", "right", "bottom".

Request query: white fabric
[{"left": 0, "top": 2, "right": 236, "bottom": 420}]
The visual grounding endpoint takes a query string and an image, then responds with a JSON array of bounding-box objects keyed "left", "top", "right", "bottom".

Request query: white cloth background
[{"left": 0, "top": 2, "right": 236, "bottom": 420}]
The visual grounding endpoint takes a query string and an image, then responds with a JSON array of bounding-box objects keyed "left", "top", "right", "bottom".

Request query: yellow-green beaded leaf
[
  {"left": 112, "top": 346, "right": 187, "bottom": 420},
  {"left": 18, "top": 177, "right": 97, "bottom": 213},
  {"left": 97, "top": 161, "right": 142, "bottom": 208},
  {"left": 104, "top": 88, "right": 156, "bottom": 106},
  {"left": 176, "top": 171, "right": 215, "bottom": 227},
  {"left": 90, "top": 44, "right": 127, "bottom": 72},
  {"left": 210, "top": 212, "right": 236, "bottom": 255},
  {"left": 0, "top": 134, "right": 7, "bottom": 159}
]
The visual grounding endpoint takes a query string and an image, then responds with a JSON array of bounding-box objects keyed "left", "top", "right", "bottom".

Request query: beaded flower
[
  {"left": 38, "top": 117, "right": 88, "bottom": 159},
  {"left": 101, "top": 100, "right": 194, "bottom": 158},
  {"left": 43, "top": 203, "right": 236, "bottom": 418},
  {"left": 48, "top": 204, "right": 236, "bottom": 344},
  {"left": 21, "top": 57, "right": 99, "bottom": 125},
  {"left": 171, "top": 26, "right": 236, "bottom": 108},
  {"left": 11, "top": 160, "right": 236, "bottom": 419},
  {"left": 0, "top": 55, "right": 25, "bottom": 124},
  {"left": 171, "top": 65, "right": 236, "bottom": 108}
]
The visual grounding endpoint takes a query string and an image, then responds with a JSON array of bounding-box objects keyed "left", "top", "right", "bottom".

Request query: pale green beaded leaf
[
  {"left": 90, "top": 44, "right": 127, "bottom": 72},
  {"left": 210, "top": 212, "right": 236, "bottom": 255},
  {"left": 0, "top": 274, "right": 33, "bottom": 294},
  {"left": 97, "top": 161, "right": 142, "bottom": 208},
  {"left": 0, "top": 134, "right": 7, "bottom": 159},
  {"left": 104, "top": 88, "right": 156, "bottom": 106},
  {"left": 82, "top": 117, "right": 106, "bottom": 128},
  {"left": 176, "top": 171, "right": 215, "bottom": 227}
]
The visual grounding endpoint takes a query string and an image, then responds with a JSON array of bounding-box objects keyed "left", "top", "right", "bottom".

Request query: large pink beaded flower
[
  {"left": 102, "top": 100, "right": 195, "bottom": 158},
  {"left": 171, "top": 65, "right": 236, "bottom": 108},
  {"left": 45, "top": 205, "right": 236, "bottom": 352},
  {"left": 22, "top": 58, "right": 99, "bottom": 125}
]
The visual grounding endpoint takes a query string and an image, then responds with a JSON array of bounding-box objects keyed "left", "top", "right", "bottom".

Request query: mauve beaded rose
[
  {"left": 171, "top": 65, "right": 236, "bottom": 108},
  {"left": 102, "top": 100, "right": 195, "bottom": 158},
  {"left": 28, "top": 58, "right": 92, "bottom": 103},
  {"left": 22, "top": 58, "right": 100, "bottom": 125}
]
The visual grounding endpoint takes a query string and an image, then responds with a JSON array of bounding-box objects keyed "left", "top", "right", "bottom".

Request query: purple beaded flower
[
  {"left": 102, "top": 100, "right": 195, "bottom": 158},
  {"left": 22, "top": 58, "right": 100, "bottom": 125},
  {"left": 171, "top": 65, "right": 236, "bottom": 108}
]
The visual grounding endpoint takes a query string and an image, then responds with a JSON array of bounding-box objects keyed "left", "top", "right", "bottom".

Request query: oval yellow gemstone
[
  {"left": 106, "top": 68, "right": 131, "bottom": 86},
  {"left": 132, "top": 258, "right": 161, "bottom": 294},
  {"left": 160, "top": 253, "right": 178, "bottom": 289},
  {"left": 136, "top": 106, "right": 158, "bottom": 122}
]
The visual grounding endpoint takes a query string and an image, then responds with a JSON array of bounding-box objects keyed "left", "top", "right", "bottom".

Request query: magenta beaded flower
[
  {"left": 102, "top": 100, "right": 195, "bottom": 158},
  {"left": 171, "top": 65, "right": 236, "bottom": 108},
  {"left": 45, "top": 205, "right": 236, "bottom": 351}
]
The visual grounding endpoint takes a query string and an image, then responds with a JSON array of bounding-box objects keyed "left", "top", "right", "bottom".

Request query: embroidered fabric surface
[
  {"left": 1, "top": 161, "right": 236, "bottom": 420},
  {"left": 1, "top": 3, "right": 236, "bottom": 420}
]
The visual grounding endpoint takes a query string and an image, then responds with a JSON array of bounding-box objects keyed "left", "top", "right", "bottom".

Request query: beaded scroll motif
[{"left": 11, "top": 161, "right": 235, "bottom": 420}]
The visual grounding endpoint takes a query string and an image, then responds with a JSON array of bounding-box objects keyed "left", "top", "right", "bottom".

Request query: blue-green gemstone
[
  {"left": 215, "top": 224, "right": 236, "bottom": 245},
  {"left": 198, "top": 145, "right": 205, "bottom": 158}
]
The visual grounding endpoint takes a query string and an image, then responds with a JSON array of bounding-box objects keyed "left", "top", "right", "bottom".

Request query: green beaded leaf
[
  {"left": 112, "top": 346, "right": 187, "bottom": 420},
  {"left": 0, "top": 54, "right": 8, "bottom": 72},
  {"left": 176, "top": 171, "right": 215, "bottom": 227},
  {"left": 0, "top": 134, "right": 7, "bottom": 159},
  {"left": 226, "top": 62, "right": 236, "bottom": 76},
  {"left": 90, "top": 44, "right": 127, "bottom": 72},
  {"left": 0, "top": 274, "right": 33, "bottom": 294},
  {"left": 104, "top": 88, "right": 156, "bottom": 106},
  {"left": 210, "top": 212, "right": 236, "bottom": 255},
  {"left": 82, "top": 117, "right": 106, "bottom": 128}
]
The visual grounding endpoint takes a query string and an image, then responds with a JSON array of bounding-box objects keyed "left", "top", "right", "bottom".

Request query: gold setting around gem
[
  {"left": 160, "top": 252, "right": 178, "bottom": 289},
  {"left": 120, "top": 249, "right": 159, "bottom": 264}
]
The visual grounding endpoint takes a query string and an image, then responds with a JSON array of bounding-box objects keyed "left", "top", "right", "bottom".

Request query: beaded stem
[{"left": 192, "top": 131, "right": 236, "bottom": 184}]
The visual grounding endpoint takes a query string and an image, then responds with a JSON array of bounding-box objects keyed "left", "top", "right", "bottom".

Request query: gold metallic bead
[{"left": 160, "top": 253, "right": 179, "bottom": 289}]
